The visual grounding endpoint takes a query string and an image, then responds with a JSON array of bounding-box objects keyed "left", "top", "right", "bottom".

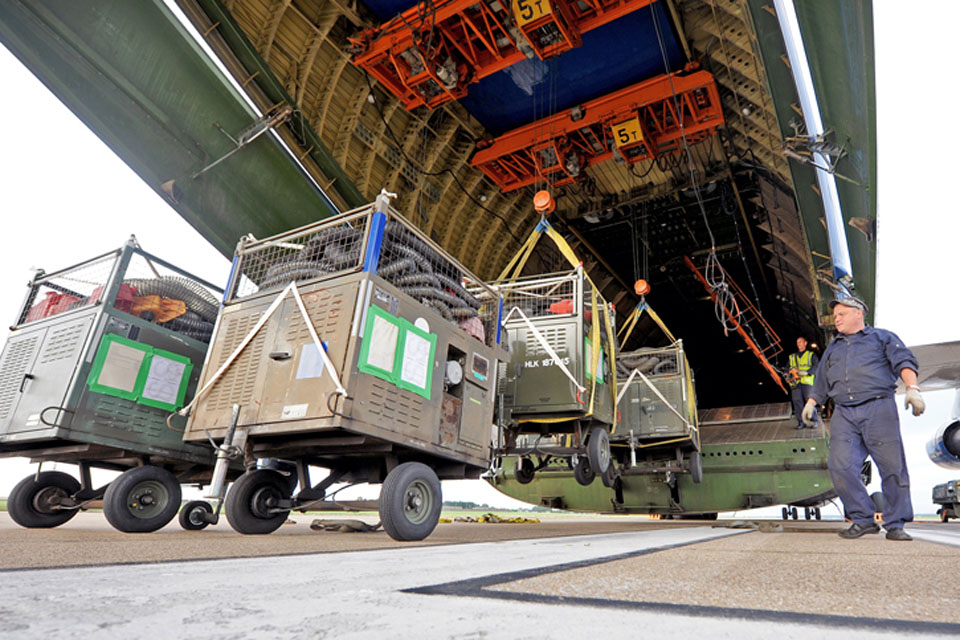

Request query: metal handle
[
  {"left": 20, "top": 374, "right": 34, "bottom": 393},
  {"left": 269, "top": 351, "right": 291, "bottom": 361}
]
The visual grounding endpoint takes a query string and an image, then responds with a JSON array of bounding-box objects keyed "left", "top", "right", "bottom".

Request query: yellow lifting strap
[
  {"left": 618, "top": 300, "right": 678, "bottom": 345},
  {"left": 496, "top": 217, "right": 619, "bottom": 424}
]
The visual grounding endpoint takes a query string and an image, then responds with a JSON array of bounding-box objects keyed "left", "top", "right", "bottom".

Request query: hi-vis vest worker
[{"left": 788, "top": 350, "right": 816, "bottom": 387}]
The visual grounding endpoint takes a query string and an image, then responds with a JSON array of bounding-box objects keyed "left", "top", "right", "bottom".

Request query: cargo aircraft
[{"left": 0, "top": 0, "right": 880, "bottom": 518}]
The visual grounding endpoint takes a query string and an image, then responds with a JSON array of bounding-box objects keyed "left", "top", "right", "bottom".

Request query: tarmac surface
[{"left": 1, "top": 512, "right": 959, "bottom": 639}]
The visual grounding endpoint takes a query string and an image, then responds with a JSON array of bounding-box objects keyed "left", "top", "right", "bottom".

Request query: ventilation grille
[
  {"left": 285, "top": 289, "right": 345, "bottom": 343},
  {"left": 92, "top": 395, "right": 165, "bottom": 440},
  {"left": 366, "top": 379, "right": 424, "bottom": 431},
  {"left": 0, "top": 337, "right": 38, "bottom": 420},
  {"left": 39, "top": 322, "right": 87, "bottom": 365},
  {"left": 524, "top": 326, "right": 568, "bottom": 358},
  {"left": 205, "top": 312, "right": 267, "bottom": 411}
]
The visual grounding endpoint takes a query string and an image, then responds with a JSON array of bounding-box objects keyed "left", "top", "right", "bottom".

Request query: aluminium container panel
[{"left": 185, "top": 272, "right": 495, "bottom": 469}]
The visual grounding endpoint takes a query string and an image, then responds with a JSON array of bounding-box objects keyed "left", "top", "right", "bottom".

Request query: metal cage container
[
  {"left": 0, "top": 238, "right": 225, "bottom": 532},
  {"left": 496, "top": 268, "right": 616, "bottom": 430},
  {"left": 616, "top": 343, "right": 699, "bottom": 448},
  {"left": 184, "top": 196, "right": 503, "bottom": 540}
]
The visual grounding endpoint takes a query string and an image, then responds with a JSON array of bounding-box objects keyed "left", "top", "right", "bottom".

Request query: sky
[{"left": 0, "top": 2, "right": 958, "bottom": 515}]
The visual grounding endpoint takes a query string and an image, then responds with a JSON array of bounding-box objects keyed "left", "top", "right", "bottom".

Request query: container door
[
  {"left": 257, "top": 281, "right": 358, "bottom": 424},
  {"left": 0, "top": 313, "right": 95, "bottom": 437}
]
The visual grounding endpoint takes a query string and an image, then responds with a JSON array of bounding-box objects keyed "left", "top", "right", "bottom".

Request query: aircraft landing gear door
[
  {"left": 458, "top": 353, "right": 492, "bottom": 450},
  {"left": 0, "top": 313, "right": 95, "bottom": 437}
]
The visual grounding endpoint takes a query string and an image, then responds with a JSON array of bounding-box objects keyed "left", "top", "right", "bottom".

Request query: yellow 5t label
[
  {"left": 513, "top": 0, "right": 552, "bottom": 27},
  {"left": 612, "top": 118, "right": 644, "bottom": 148}
]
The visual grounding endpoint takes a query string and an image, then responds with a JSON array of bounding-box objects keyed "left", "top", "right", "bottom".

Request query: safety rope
[{"left": 177, "top": 281, "right": 346, "bottom": 418}]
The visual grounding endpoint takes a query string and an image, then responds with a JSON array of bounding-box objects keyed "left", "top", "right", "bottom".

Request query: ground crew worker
[
  {"left": 788, "top": 337, "right": 819, "bottom": 429},
  {"left": 801, "top": 295, "right": 925, "bottom": 541}
]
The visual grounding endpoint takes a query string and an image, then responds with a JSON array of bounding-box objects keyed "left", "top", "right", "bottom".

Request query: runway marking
[{"left": 408, "top": 530, "right": 960, "bottom": 637}]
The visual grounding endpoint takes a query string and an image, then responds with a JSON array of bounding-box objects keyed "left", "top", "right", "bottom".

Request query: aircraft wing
[
  {"left": 909, "top": 341, "right": 960, "bottom": 392},
  {"left": 0, "top": 0, "right": 364, "bottom": 259}
]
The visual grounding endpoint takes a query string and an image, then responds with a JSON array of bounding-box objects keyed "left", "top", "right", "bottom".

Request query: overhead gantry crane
[
  {"left": 349, "top": 0, "right": 658, "bottom": 110},
  {"left": 470, "top": 66, "right": 723, "bottom": 191}
]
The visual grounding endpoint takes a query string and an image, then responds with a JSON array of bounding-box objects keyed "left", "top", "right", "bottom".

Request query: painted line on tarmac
[
  {"left": 407, "top": 531, "right": 960, "bottom": 637},
  {"left": 910, "top": 529, "right": 960, "bottom": 548}
]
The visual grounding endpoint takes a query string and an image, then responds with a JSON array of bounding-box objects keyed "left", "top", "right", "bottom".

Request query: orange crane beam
[
  {"left": 469, "top": 67, "right": 723, "bottom": 192},
  {"left": 683, "top": 255, "right": 788, "bottom": 394},
  {"left": 349, "top": 0, "right": 658, "bottom": 110}
]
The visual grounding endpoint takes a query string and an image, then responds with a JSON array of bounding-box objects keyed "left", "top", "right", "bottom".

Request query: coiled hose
[{"left": 124, "top": 276, "right": 219, "bottom": 323}]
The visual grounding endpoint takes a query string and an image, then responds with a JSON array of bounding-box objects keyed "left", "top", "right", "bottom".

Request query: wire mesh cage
[
  {"left": 120, "top": 252, "right": 222, "bottom": 343},
  {"left": 16, "top": 253, "right": 118, "bottom": 326},
  {"left": 230, "top": 210, "right": 370, "bottom": 300},
  {"left": 226, "top": 203, "right": 500, "bottom": 348},
  {"left": 616, "top": 346, "right": 681, "bottom": 379},
  {"left": 496, "top": 270, "right": 579, "bottom": 320}
]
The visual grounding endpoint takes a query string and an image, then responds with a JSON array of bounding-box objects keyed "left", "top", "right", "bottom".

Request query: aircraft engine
[{"left": 927, "top": 418, "right": 960, "bottom": 469}]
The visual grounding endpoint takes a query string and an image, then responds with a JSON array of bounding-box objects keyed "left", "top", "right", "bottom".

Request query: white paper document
[
  {"left": 367, "top": 315, "right": 399, "bottom": 371},
  {"left": 400, "top": 331, "right": 431, "bottom": 390},
  {"left": 141, "top": 355, "right": 188, "bottom": 405},
  {"left": 98, "top": 342, "right": 146, "bottom": 392}
]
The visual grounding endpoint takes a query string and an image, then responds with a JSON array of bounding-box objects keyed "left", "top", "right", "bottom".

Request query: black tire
[
  {"left": 781, "top": 506, "right": 789, "bottom": 520},
  {"left": 804, "top": 507, "right": 811, "bottom": 520},
  {"left": 601, "top": 461, "right": 617, "bottom": 488},
  {"left": 689, "top": 451, "right": 703, "bottom": 484},
  {"left": 225, "top": 469, "right": 291, "bottom": 535},
  {"left": 791, "top": 507, "right": 798, "bottom": 520},
  {"left": 573, "top": 455, "right": 595, "bottom": 486},
  {"left": 814, "top": 507, "right": 822, "bottom": 520},
  {"left": 103, "top": 466, "right": 182, "bottom": 533},
  {"left": 514, "top": 457, "right": 536, "bottom": 484},
  {"left": 587, "top": 426, "right": 611, "bottom": 474},
  {"left": 379, "top": 462, "right": 442, "bottom": 541},
  {"left": 179, "top": 500, "right": 214, "bottom": 531},
  {"left": 7, "top": 471, "right": 81, "bottom": 529}
]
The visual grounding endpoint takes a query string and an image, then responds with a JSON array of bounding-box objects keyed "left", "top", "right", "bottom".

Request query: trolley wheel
[
  {"left": 600, "top": 461, "right": 617, "bottom": 488},
  {"left": 587, "top": 426, "right": 611, "bottom": 474},
  {"left": 224, "top": 469, "right": 291, "bottom": 535},
  {"left": 781, "top": 507, "right": 789, "bottom": 521},
  {"left": 804, "top": 507, "right": 811, "bottom": 520},
  {"left": 815, "top": 507, "right": 822, "bottom": 520},
  {"left": 179, "top": 500, "right": 214, "bottom": 531},
  {"left": 689, "top": 451, "right": 703, "bottom": 484},
  {"left": 103, "top": 466, "right": 181, "bottom": 533},
  {"left": 514, "top": 457, "right": 536, "bottom": 485},
  {"left": 7, "top": 471, "right": 81, "bottom": 529},
  {"left": 379, "top": 462, "right": 442, "bottom": 541},
  {"left": 573, "top": 455, "right": 595, "bottom": 486},
  {"left": 791, "top": 507, "right": 798, "bottom": 520}
]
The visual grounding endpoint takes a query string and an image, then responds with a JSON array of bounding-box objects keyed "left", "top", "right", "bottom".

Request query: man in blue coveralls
[{"left": 801, "top": 295, "right": 926, "bottom": 541}]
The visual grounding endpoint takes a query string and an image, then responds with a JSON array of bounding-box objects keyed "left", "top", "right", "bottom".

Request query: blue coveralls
[{"left": 810, "top": 326, "right": 918, "bottom": 530}]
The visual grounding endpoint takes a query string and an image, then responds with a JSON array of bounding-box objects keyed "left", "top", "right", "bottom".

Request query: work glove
[
  {"left": 904, "top": 388, "right": 926, "bottom": 416},
  {"left": 801, "top": 401, "right": 818, "bottom": 427}
]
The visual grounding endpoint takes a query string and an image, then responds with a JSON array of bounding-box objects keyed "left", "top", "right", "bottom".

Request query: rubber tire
[
  {"left": 689, "top": 451, "right": 703, "bottom": 484},
  {"left": 225, "top": 469, "right": 291, "bottom": 535},
  {"left": 379, "top": 462, "right": 442, "bottom": 541},
  {"left": 103, "top": 466, "right": 182, "bottom": 533},
  {"left": 573, "top": 455, "right": 595, "bottom": 486},
  {"left": 600, "top": 461, "right": 617, "bottom": 488},
  {"left": 514, "top": 457, "right": 536, "bottom": 485},
  {"left": 7, "top": 471, "right": 81, "bottom": 529},
  {"left": 179, "top": 500, "right": 213, "bottom": 531},
  {"left": 804, "top": 507, "right": 811, "bottom": 520},
  {"left": 781, "top": 506, "right": 789, "bottom": 521},
  {"left": 791, "top": 507, "right": 798, "bottom": 520},
  {"left": 587, "top": 427, "right": 611, "bottom": 474},
  {"left": 814, "top": 507, "right": 822, "bottom": 520}
]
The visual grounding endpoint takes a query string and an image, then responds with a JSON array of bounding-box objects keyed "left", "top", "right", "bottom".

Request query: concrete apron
[{"left": 0, "top": 526, "right": 956, "bottom": 639}]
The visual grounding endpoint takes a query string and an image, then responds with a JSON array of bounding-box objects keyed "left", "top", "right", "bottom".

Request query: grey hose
[{"left": 124, "top": 277, "right": 219, "bottom": 322}]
